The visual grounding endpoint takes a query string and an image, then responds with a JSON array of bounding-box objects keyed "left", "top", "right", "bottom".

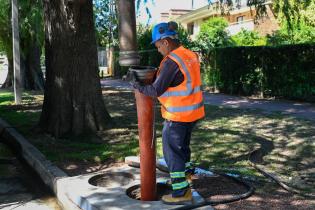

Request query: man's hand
[{"left": 127, "top": 71, "right": 141, "bottom": 89}]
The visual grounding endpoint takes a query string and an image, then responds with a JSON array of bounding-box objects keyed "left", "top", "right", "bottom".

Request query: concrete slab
[{"left": 57, "top": 165, "right": 214, "bottom": 210}]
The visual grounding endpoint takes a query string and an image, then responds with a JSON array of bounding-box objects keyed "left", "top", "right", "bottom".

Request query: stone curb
[{"left": 0, "top": 118, "right": 80, "bottom": 210}]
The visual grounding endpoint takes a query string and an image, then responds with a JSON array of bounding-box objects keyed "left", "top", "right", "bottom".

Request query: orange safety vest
[{"left": 157, "top": 46, "right": 205, "bottom": 122}]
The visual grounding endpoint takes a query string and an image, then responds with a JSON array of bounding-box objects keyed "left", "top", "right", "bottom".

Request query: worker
[{"left": 131, "top": 21, "right": 205, "bottom": 205}]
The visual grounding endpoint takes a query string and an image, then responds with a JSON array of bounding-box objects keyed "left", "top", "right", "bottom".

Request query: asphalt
[
  {"left": 0, "top": 141, "right": 61, "bottom": 210},
  {"left": 101, "top": 78, "right": 315, "bottom": 122}
]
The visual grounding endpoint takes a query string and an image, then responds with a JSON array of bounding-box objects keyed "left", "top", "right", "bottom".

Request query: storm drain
[{"left": 89, "top": 172, "right": 135, "bottom": 188}]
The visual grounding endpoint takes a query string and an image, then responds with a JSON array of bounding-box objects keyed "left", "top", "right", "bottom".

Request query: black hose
[
  {"left": 129, "top": 145, "right": 314, "bottom": 209},
  {"left": 173, "top": 172, "right": 255, "bottom": 210},
  {"left": 248, "top": 149, "right": 315, "bottom": 199},
  {"left": 128, "top": 159, "right": 255, "bottom": 209}
]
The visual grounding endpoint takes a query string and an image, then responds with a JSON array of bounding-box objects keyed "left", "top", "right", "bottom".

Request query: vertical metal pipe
[
  {"left": 135, "top": 90, "right": 157, "bottom": 201},
  {"left": 116, "top": 0, "right": 140, "bottom": 66}
]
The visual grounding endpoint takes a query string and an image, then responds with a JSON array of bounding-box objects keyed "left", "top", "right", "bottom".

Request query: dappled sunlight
[
  {"left": 1, "top": 87, "right": 314, "bottom": 199},
  {"left": 189, "top": 104, "right": 315, "bottom": 195},
  {"left": 65, "top": 164, "right": 78, "bottom": 170}
]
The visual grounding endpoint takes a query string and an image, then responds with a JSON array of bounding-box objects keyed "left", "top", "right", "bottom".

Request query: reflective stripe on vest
[
  {"left": 160, "top": 52, "right": 201, "bottom": 98},
  {"left": 165, "top": 101, "right": 204, "bottom": 113}
]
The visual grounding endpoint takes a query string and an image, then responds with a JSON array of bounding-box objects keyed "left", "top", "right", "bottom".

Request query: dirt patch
[
  {"left": 213, "top": 180, "right": 315, "bottom": 210},
  {"left": 193, "top": 175, "right": 249, "bottom": 201}
]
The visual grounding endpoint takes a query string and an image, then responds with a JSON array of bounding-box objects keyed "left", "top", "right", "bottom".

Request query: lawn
[{"left": 0, "top": 88, "right": 314, "bottom": 194}]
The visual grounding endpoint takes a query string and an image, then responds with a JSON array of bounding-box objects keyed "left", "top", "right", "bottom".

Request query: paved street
[
  {"left": 101, "top": 78, "right": 315, "bottom": 122},
  {"left": 0, "top": 142, "right": 61, "bottom": 210}
]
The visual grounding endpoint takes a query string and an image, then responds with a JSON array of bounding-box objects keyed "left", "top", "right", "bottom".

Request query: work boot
[{"left": 161, "top": 188, "right": 192, "bottom": 205}]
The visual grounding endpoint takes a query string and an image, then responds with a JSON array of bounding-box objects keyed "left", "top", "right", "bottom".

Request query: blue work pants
[{"left": 162, "top": 120, "right": 196, "bottom": 196}]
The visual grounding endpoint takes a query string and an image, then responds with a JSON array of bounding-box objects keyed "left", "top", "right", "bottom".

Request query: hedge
[{"left": 204, "top": 44, "right": 315, "bottom": 101}]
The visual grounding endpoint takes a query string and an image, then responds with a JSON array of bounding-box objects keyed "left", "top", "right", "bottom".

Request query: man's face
[{"left": 155, "top": 39, "right": 169, "bottom": 57}]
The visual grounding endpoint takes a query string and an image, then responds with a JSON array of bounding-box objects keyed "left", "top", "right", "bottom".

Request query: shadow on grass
[{"left": 1, "top": 88, "right": 314, "bottom": 189}]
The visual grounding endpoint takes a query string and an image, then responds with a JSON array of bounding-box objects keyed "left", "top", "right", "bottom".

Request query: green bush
[
  {"left": 231, "top": 29, "right": 266, "bottom": 46},
  {"left": 204, "top": 44, "right": 315, "bottom": 101},
  {"left": 267, "top": 24, "right": 315, "bottom": 46},
  {"left": 196, "top": 17, "right": 232, "bottom": 53}
]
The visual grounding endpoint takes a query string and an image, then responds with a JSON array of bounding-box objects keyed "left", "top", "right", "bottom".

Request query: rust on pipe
[
  {"left": 131, "top": 66, "right": 157, "bottom": 201},
  {"left": 135, "top": 90, "right": 157, "bottom": 201}
]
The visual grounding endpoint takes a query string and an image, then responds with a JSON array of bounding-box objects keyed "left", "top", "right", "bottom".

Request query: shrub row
[{"left": 204, "top": 44, "right": 315, "bottom": 101}]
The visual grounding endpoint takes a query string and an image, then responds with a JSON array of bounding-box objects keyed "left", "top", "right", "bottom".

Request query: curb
[{"left": 0, "top": 118, "right": 80, "bottom": 210}]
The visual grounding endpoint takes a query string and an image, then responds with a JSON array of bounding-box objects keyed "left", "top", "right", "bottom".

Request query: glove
[{"left": 127, "top": 71, "right": 141, "bottom": 89}]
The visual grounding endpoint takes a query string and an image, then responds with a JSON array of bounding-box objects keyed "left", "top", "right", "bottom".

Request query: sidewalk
[{"left": 101, "top": 78, "right": 315, "bottom": 122}]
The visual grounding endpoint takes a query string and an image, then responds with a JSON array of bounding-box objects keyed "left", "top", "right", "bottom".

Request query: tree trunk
[
  {"left": 23, "top": 41, "right": 45, "bottom": 90},
  {"left": 1, "top": 47, "right": 44, "bottom": 91},
  {"left": 40, "top": 0, "right": 111, "bottom": 137},
  {"left": 1, "top": 58, "right": 13, "bottom": 88}
]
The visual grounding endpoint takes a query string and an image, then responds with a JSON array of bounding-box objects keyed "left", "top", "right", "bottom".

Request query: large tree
[
  {"left": 94, "top": 0, "right": 118, "bottom": 47},
  {"left": 40, "top": 0, "right": 111, "bottom": 137}
]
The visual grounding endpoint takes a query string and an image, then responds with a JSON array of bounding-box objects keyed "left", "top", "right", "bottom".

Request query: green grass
[
  {"left": 0, "top": 91, "right": 41, "bottom": 134},
  {"left": 1, "top": 88, "right": 314, "bottom": 193}
]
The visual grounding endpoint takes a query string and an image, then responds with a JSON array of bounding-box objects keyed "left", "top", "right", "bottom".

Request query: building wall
[
  {"left": 227, "top": 20, "right": 255, "bottom": 35},
  {"left": 254, "top": 5, "right": 279, "bottom": 36},
  {"left": 178, "top": 3, "right": 279, "bottom": 39},
  {"left": 160, "top": 9, "right": 191, "bottom": 22}
]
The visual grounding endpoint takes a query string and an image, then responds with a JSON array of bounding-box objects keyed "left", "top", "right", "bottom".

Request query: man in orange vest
[{"left": 131, "top": 21, "right": 205, "bottom": 205}]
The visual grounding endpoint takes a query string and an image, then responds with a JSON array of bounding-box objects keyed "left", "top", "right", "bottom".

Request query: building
[
  {"left": 175, "top": 1, "right": 279, "bottom": 39},
  {"left": 160, "top": 9, "right": 192, "bottom": 22}
]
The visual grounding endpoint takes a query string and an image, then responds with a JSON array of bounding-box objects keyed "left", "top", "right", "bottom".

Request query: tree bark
[
  {"left": 1, "top": 58, "right": 13, "bottom": 88},
  {"left": 23, "top": 41, "right": 45, "bottom": 90},
  {"left": 40, "top": 0, "right": 111, "bottom": 137},
  {"left": 1, "top": 47, "right": 44, "bottom": 91}
]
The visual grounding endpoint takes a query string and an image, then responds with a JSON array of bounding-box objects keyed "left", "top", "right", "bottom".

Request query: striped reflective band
[
  {"left": 166, "top": 101, "right": 204, "bottom": 113},
  {"left": 161, "top": 86, "right": 201, "bottom": 97},
  {"left": 172, "top": 181, "right": 189, "bottom": 190},
  {"left": 170, "top": 52, "right": 192, "bottom": 87},
  {"left": 160, "top": 52, "right": 199, "bottom": 98},
  {"left": 170, "top": 171, "right": 186, "bottom": 178}
]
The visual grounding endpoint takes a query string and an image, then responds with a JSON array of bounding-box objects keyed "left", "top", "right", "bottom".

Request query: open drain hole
[
  {"left": 126, "top": 183, "right": 172, "bottom": 201},
  {"left": 89, "top": 172, "right": 134, "bottom": 188}
]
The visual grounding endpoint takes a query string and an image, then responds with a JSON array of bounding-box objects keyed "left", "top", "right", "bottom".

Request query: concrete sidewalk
[{"left": 101, "top": 79, "right": 315, "bottom": 122}]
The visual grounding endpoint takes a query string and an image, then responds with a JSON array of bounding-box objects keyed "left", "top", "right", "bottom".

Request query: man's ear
[{"left": 163, "top": 39, "right": 170, "bottom": 47}]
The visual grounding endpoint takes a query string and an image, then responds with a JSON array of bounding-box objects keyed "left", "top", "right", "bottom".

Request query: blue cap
[{"left": 151, "top": 22, "right": 178, "bottom": 44}]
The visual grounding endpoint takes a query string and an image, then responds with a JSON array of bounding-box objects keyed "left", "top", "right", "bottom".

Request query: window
[
  {"left": 187, "top": 23, "right": 194, "bottom": 35},
  {"left": 236, "top": 16, "right": 244, "bottom": 23}
]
